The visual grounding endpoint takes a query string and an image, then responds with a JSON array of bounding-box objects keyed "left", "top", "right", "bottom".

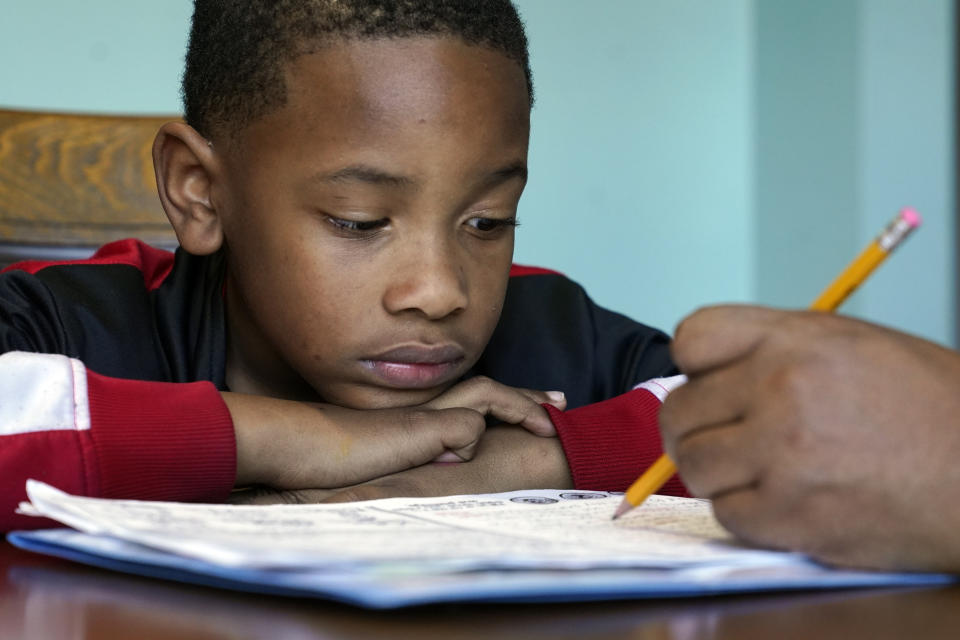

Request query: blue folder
[{"left": 9, "top": 528, "right": 953, "bottom": 609}]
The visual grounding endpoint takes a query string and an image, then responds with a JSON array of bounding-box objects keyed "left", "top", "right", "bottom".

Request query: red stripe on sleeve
[
  {"left": 2, "top": 239, "right": 175, "bottom": 291},
  {"left": 509, "top": 264, "right": 563, "bottom": 277},
  {"left": 545, "top": 389, "right": 688, "bottom": 496}
]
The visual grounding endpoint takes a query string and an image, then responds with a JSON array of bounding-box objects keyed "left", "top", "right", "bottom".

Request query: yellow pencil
[{"left": 612, "top": 207, "right": 922, "bottom": 520}]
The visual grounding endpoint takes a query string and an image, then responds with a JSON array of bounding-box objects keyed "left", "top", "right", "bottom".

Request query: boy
[{"left": 0, "top": 0, "right": 683, "bottom": 530}]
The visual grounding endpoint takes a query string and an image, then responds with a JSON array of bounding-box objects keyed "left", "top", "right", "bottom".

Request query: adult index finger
[
  {"left": 660, "top": 352, "right": 755, "bottom": 452},
  {"left": 672, "top": 305, "right": 784, "bottom": 376}
]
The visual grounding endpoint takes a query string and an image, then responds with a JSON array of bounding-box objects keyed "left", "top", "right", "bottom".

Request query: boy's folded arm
[
  {"left": 227, "top": 375, "right": 562, "bottom": 490},
  {"left": 230, "top": 424, "right": 573, "bottom": 505},
  {"left": 231, "top": 378, "right": 691, "bottom": 506},
  {"left": 0, "top": 351, "right": 235, "bottom": 531},
  {"left": 224, "top": 393, "right": 488, "bottom": 490}
]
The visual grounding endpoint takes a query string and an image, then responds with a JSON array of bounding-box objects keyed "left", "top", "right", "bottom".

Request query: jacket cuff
[
  {"left": 545, "top": 388, "right": 687, "bottom": 496},
  {"left": 85, "top": 371, "right": 236, "bottom": 502}
]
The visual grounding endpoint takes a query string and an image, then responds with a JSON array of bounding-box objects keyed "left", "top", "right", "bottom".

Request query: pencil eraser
[{"left": 900, "top": 207, "right": 922, "bottom": 228}]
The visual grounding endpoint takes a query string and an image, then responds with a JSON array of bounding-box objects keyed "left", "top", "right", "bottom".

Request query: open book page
[
  {"left": 21, "top": 481, "right": 800, "bottom": 571},
  {"left": 14, "top": 481, "right": 955, "bottom": 608}
]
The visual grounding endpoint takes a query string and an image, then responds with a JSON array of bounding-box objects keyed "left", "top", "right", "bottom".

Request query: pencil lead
[{"left": 611, "top": 500, "right": 630, "bottom": 520}]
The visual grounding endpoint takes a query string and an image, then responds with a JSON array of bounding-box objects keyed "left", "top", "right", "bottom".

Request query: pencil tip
[{"left": 611, "top": 501, "right": 630, "bottom": 520}]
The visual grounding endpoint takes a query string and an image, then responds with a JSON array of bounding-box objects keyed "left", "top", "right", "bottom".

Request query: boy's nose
[{"left": 382, "top": 242, "right": 468, "bottom": 320}]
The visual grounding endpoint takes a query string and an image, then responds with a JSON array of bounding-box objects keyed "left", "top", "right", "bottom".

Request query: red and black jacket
[{"left": 0, "top": 240, "right": 684, "bottom": 531}]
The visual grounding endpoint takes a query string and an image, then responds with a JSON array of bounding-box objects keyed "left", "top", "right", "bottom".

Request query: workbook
[{"left": 8, "top": 480, "right": 951, "bottom": 608}]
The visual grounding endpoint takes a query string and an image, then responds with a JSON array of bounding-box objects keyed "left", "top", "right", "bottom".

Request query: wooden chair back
[{"left": 0, "top": 109, "right": 179, "bottom": 266}]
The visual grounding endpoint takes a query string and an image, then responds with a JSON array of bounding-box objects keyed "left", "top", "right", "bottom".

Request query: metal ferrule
[{"left": 876, "top": 216, "right": 916, "bottom": 252}]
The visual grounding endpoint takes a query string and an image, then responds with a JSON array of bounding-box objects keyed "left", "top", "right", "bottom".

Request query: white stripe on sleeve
[
  {"left": 0, "top": 351, "right": 91, "bottom": 435},
  {"left": 633, "top": 374, "right": 688, "bottom": 402}
]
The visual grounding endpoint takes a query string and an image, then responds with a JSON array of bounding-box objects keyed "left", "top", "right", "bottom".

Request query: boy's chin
[{"left": 327, "top": 383, "right": 454, "bottom": 411}]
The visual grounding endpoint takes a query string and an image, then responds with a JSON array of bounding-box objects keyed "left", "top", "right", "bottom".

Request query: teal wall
[
  {"left": 1, "top": 0, "right": 954, "bottom": 346},
  {"left": 755, "top": 1, "right": 860, "bottom": 312},
  {"left": 755, "top": 0, "right": 954, "bottom": 345},
  {"left": 515, "top": 0, "right": 755, "bottom": 337},
  {"left": 858, "top": 1, "right": 953, "bottom": 345},
  {"left": 1, "top": 2, "right": 191, "bottom": 114}
]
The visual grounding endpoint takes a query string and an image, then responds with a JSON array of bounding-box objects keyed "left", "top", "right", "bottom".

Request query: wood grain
[
  {"left": 0, "top": 109, "right": 179, "bottom": 248},
  {"left": 3, "top": 542, "right": 960, "bottom": 640}
]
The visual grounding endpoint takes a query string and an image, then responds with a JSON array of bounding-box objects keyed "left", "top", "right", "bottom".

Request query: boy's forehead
[
  {"left": 231, "top": 35, "right": 530, "bottom": 172},
  {"left": 288, "top": 35, "right": 528, "bottom": 105},
  {"left": 238, "top": 36, "right": 530, "bottom": 146}
]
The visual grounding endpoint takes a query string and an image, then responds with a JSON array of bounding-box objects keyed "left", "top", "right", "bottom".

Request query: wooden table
[{"left": 3, "top": 540, "right": 960, "bottom": 639}]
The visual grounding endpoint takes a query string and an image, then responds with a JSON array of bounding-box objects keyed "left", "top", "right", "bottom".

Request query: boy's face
[{"left": 215, "top": 37, "right": 531, "bottom": 409}]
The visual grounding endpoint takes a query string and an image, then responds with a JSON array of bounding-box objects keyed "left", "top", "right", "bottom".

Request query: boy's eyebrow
[
  {"left": 318, "top": 165, "right": 415, "bottom": 188},
  {"left": 484, "top": 162, "right": 528, "bottom": 187},
  {"left": 313, "top": 161, "right": 527, "bottom": 189}
]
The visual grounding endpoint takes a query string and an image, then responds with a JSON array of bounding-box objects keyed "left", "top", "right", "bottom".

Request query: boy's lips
[{"left": 360, "top": 344, "right": 466, "bottom": 389}]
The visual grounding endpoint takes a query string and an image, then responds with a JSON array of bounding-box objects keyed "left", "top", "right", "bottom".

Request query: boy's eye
[
  {"left": 326, "top": 216, "right": 389, "bottom": 236},
  {"left": 465, "top": 217, "right": 519, "bottom": 234}
]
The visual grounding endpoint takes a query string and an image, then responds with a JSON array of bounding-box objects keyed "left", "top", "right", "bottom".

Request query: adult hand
[
  {"left": 226, "top": 376, "right": 565, "bottom": 491},
  {"left": 659, "top": 305, "right": 960, "bottom": 572},
  {"left": 229, "top": 425, "right": 573, "bottom": 505}
]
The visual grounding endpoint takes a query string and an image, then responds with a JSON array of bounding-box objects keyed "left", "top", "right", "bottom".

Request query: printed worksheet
[{"left": 20, "top": 480, "right": 797, "bottom": 571}]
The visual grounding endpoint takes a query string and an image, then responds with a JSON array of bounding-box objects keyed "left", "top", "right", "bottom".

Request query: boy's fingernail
[
  {"left": 546, "top": 391, "right": 565, "bottom": 403},
  {"left": 433, "top": 451, "right": 464, "bottom": 463}
]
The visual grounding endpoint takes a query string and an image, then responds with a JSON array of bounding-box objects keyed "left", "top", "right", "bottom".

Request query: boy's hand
[
  {"left": 228, "top": 425, "right": 573, "bottom": 505},
  {"left": 423, "top": 375, "right": 563, "bottom": 436},
  {"left": 226, "top": 376, "right": 565, "bottom": 491}
]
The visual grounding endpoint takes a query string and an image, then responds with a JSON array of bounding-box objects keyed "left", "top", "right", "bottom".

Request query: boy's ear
[{"left": 152, "top": 122, "right": 224, "bottom": 255}]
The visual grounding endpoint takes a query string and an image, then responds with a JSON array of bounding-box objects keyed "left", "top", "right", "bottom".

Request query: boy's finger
[
  {"left": 400, "top": 407, "right": 485, "bottom": 463},
  {"left": 433, "top": 450, "right": 465, "bottom": 463},
  {"left": 427, "top": 377, "right": 561, "bottom": 436},
  {"left": 448, "top": 439, "right": 480, "bottom": 461},
  {"left": 484, "top": 384, "right": 562, "bottom": 436},
  {"left": 511, "top": 403, "right": 557, "bottom": 437},
  {"left": 521, "top": 388, "right": 567, "bottom": 410},
  {"left": 469, "top": 383, "right": 562, "bottom": 436}
]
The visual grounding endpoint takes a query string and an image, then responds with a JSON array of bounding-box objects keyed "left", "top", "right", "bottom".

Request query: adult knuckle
[
  {"left": 764, "top": 358, "right": 815, "bottom": 402},
  {"left": 673, "top": 435, "right": 701, "bottom": 473},
  {"left": 671, "top": 307, "right": 721, "bottom": 368},
  {"left": 657, "top": 392, "right": 693, "bottom": 448},
  {"left": 674, "top": 305, "right": 711, "bottom": 338},
  {"left": 673, "top": 436, "right": 712, "bottom": 494},
  {"left": 658, "top": 396, "right": 680, "bottom": 431}
]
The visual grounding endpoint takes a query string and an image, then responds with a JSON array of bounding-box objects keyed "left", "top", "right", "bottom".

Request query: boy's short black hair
[{"left": 182, "top": 0, "right": 533, "bottom": 139}]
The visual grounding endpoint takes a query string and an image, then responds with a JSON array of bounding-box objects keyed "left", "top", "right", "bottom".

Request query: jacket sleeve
[
  {"left": 483, "top": 272, "right": 688, "bottom": 495},
  {"left": 546, "top": 376, "right": 688, "bottom": 495},
  {"left": 0, "top": 351, "right": 235, "bottom": 531}
]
